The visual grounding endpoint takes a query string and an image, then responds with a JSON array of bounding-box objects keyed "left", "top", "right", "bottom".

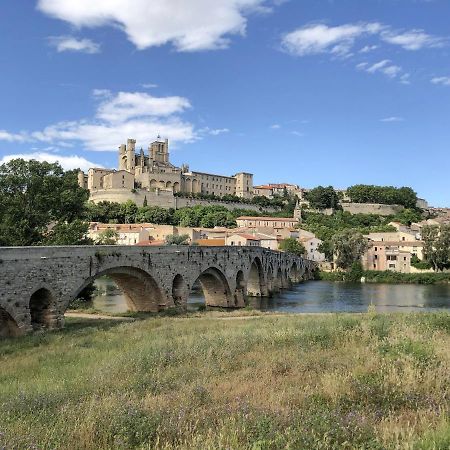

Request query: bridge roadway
[{"left": 0, "top": 245, "right": 316, "bottom": 337}]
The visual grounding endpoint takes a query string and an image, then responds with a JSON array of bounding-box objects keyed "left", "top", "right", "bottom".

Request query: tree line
[{"left": 304, "top": 184, "right": 419, "bottom": 210}]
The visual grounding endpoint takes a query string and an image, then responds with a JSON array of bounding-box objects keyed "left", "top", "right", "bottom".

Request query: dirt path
[{"left": 65, "top": 312, "right": 136, "bottom": 321}]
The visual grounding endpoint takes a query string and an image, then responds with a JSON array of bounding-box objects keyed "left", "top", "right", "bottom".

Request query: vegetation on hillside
[
  {"left": 346, "top": 184, "right": 418, "bottom": 209},
  {"left": 0, "top": 312, "right": 449, "bottom": 449},
  {"left": 304, "top": 185, "right": 341, "bottom": 210}
]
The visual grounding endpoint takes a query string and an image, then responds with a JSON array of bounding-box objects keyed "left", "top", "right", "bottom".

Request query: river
[{"left": 90, "top": 277, "right": 450, "bottom": 314}]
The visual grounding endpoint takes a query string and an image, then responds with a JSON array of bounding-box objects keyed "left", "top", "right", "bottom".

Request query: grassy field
[{"left": 0, "top": 312, "right": 449, "bottom": 449}]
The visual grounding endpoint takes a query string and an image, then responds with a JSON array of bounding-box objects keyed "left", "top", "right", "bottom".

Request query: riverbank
[
  {"left": 319, "top": 270, "right": 450, "bottom": 285},
  {"left": 1, "top": 311, "right": 449, "bottom": 449}
]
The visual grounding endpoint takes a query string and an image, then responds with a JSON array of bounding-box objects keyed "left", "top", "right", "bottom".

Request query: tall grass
[{"left": 0, "top": 312, "right": 449, "bottom": 449}]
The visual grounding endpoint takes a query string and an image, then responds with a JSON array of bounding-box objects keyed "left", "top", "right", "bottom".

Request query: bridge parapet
[{"left": 0, "top": 246, "right": 316, "bottom": 337}]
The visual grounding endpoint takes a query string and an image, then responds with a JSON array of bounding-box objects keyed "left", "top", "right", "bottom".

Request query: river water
[{"left": 91, "top": 277, "right": 450, "bottom": 314}]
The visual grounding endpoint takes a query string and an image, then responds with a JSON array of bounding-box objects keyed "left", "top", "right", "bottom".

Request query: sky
[{"left": 0, "top": 0, "right": 449, "bottom": 206}]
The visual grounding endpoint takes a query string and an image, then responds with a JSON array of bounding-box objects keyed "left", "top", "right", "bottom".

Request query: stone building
[{"left": 78, "top": 137, "right": 254, "bottom": 201}]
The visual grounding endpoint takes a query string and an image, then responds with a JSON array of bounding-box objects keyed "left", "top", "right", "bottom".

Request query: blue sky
[{"left": 1, "top": 0, "right": 449, "bottom": 206}]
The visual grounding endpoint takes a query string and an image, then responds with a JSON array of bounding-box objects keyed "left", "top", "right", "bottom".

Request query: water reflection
[{"left": 90, "top": 277, "right": 450, "bottom": 314}]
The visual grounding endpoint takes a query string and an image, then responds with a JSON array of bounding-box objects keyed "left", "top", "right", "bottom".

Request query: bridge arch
[
  {"left": 247, "top": 257, "right": 265, "bottom": 297},
  {"left": 30, "top": 287, "right": 55, "bottom": 329},
  {"left": 0, "top": 307, "right": 21, "bottom": 338},
  {"left": 273, "top": 267, "right": 283, "bottom": 292},
  {"left": 172, "top": 274, "right": 188, "bottom": 307},
  {"left": 72, "top": 266, "right": 163, "bottom": 313},
  {"left": 290, "top": 262, "right": 302, "bottom": 283},
  {"left": 234, "top": 270, "right": 246, "bottom": 307},
  {"left": 192, "top": 267, "right": 232, "bottom": 307}
]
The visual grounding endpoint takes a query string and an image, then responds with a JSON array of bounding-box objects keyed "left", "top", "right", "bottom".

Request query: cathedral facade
[{"left": 78, "top": 138, "right": 254, "bottom": 200}]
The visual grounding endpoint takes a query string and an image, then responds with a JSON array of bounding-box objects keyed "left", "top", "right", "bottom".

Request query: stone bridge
[{"left": 0, "top": 246, "right": 316, "bottom": 337}]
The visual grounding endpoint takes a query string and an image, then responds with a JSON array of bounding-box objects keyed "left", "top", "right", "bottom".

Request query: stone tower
[
  {"left": 149, "top": 138, "right": 169, "bottom": 164},
  {"left": 118, "top": 144, "right": 127, "bottom": 171},
  {"left": 126, "top": 138, "right": 136, "bottom": 173},
  {"left": 293, "top": 201, "right": 302, "bottom": 222}
]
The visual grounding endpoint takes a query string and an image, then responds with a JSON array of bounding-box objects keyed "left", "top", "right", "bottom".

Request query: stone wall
[
  {"left": 89, "top": 188, "right": 277, "bottom": 213},
  {"left": 341, "top": 203, "right": 404, "bottom": 216},
  {"left": 0, "top": 246, "right": 316, "bottom": 337}
]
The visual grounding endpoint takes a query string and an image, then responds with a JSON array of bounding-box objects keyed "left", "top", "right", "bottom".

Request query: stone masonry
[{"left": 0, "top": 246, "right": 315, "bottom": 337}]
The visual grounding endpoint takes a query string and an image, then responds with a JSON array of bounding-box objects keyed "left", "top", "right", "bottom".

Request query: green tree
[
  {"left": 331, "top": 229, "right": 369, "bottom": 270},
  {"left": 165, "top": 234, "right": 189, "bottom": 245},
  {"left": 422, "top": 225, "right": 450, "bottom": 271},
  {"left": 278, "top": 238, "right": 306, "bottom": 257},
  {"left": 305, "top": 186, "right": 340, "bottom": 210},
  {"left": 0, "top": 159, "right": 89, "bottom": 246},
  {"left": 43, "top": 220, "right": 93, "bottom": 245},
  {"left": 119, "top": 200, "right": 138, "bottom": 224},
  {"left": 392, "top": 208, "right": 423, "bottom": 226},
  {"left": 136, "top": 206, "right": 174, "bottom": 224},
  {"left": 95, "top": 228, "right": 119, "bottom": 245},
  {"left": 142, "top": 195, "right": 148, "bottom": 207},
  {"left": 346, "top": 184, "right": 418, "bottom": 209},
  {"left": 84, "top": 201, "right": 122, "bottom": 223}
]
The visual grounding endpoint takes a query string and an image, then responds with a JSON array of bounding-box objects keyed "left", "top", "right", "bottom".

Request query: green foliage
[
  {"left": 363, "top": 270, "right": 450, "bottom": 284},
  {"left": 165, "top": 234, "right": 189, "bottom": 245},
  {"left": 305, "top": 185, "right": 340, "bottom": 210},
  {"left": 332, "top": 229, "right": 369, "bottom": 270},
  {"left": 135, "top": 206, "right": 174, "bottom": 224},
  {"left": 0, "top": 159, "right": 89, "bottom": 246},
  {"left": 347, "top": 184, "right": 418, "bottom": 209},
  {"left": 422, "top": 225, "right": 450, "bottom": 272},
  {"left": 301, "top": 210, "right": 396, "bottom": 261},
  {"left": 411, "top": 255, "right": 432, "bottom": 270},
  {"left": 95, "top": 228, "right": 119, "bottom": 245},
  {"left": 43, "top": 220, "right": 93, "bottom": 245},
  {"left": 281, "top": 238, "right": 305, "bottom": 258},
  {"left": 345, "top": 261, "right": 364, "bottom": 282},
  {"left": 392, "top": 208, "right": 423, "bottom": 225},
  {"left": 85, "top": 201, "right": 123, "bottom": 223},
  {"left": 278, "top": 238, "right": 306, "bottom": 256}
]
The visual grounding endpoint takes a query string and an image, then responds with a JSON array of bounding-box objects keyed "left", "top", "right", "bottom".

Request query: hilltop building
[{"left": 78, "top": 138, "right": 254, "bottom": 204}]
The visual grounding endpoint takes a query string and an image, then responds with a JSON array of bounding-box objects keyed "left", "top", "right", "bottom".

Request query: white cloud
[
  {"left": 198, "top": 127, "right": 230, "bottom": 136},
  {"left": 431, "top": 76, "right": 450, "bottom": 86},
  {"left": 359, "top": 45, "right": 378, "bottom": 53},
  {"left": 291, "top": 131, "right": 304, "bottom": 137},
  {"left": 281, "top": 22, "right": 383, "bottom": 57},
  {"left": 359, "top": 59, "right": 403, "bottom": 79},
  {"left": 270, "top": 124, "right": 281, "bottom": 129},
  {"left": 381, "top": 30, "right": 445, "bottom": 50},
  {"left": 38, "top": 0, "right": 275, "bottom": 52},
  {"left": 95, "top": 91, "right": 191, "bottom": 123},
  {"left": 0, "top": 130, "right": 27, "bottom": 142},
  {"left": 0, "top": 152, "right": 101, "bottom": 171},
  {"left": 209, "top": 128, "right": 230, "bottom": 135},
  {"left": 380, "top": 116, "right": 404, "bottom": 122},
  {"left": 0, "top": 89, "right": 199, "bottom": 151},
  {"left": 49, "top": 36, "right": 100, "bottom": 53},
  {"left": 141, "top": 83, "right": 158, "bottom": 89}
]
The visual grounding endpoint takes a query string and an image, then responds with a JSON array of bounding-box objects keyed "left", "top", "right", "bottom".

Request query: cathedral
[{"left": 78, "top": 138, "right": 254, "bottom": 200}]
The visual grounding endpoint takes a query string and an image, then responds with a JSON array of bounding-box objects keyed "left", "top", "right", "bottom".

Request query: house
[
  {"left": 225, "top": 232, "right": 278, "bottom": 250},
  {"left": 363, "top": 242, "right": 413, "bottom": 273},
  {"left": 300, "top": 236, "right": 326, "bottom": 262},
  {"left": 236, "top": 216, "right": 299, "bottom": 229}
]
